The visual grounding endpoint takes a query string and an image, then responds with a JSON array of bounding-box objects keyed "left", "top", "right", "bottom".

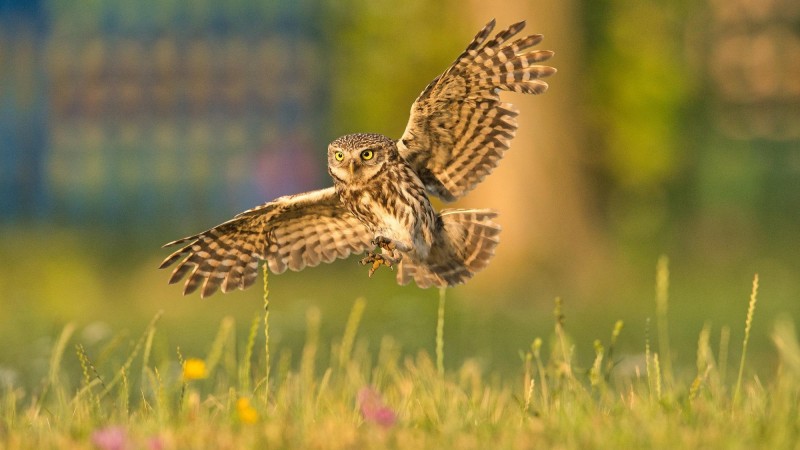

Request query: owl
[{"left": 160, "top": 19, "right": 555, "bottom": 297}]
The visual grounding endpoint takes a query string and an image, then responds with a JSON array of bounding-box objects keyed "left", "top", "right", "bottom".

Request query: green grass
[{"left": 2, "top": 266, "right": 799, "bottom": 449}]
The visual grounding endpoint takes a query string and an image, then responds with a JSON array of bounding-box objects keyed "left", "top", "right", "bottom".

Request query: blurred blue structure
[
  {"left": 0, "top": 0, "right": 48, "bottom": 220},
  {"left": 0, "top": 1, "right": 328, "bottom": 230}
]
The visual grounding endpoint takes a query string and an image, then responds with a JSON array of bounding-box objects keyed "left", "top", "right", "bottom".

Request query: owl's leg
[
  {"left": 371, "top": 236, "right": 411, "bottom": 253},
  {"left": 360, "top": 236, "right": 406, "bottom": 277}
]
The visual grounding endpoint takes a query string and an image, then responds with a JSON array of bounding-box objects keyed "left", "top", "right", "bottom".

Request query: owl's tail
[{"left": 397, "top": 209, "right": 501, "bottom": 288}]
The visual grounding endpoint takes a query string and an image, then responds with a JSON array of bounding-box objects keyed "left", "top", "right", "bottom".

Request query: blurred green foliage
[
  {"left": 323, "top": 0, "right": 463, "bottom": 137},
  {"left": 585, "top": 0, "right": 693, "bottom": 190}
]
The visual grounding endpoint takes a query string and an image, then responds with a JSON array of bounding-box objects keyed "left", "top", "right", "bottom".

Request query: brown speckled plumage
[{"left": 160, "top": 20, "right": 554, "bottom": 297}]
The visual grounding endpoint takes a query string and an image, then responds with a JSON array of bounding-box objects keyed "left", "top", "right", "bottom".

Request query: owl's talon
[
  {"left": 368, "top": 260, "right": 381, "bottom": 278},
  {"left": 360, "top": 251, "right": 397, "bottom": 277}
]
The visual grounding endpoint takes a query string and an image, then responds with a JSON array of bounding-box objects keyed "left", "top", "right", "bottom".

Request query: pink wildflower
[
  {"left": 91, "top": 426, "right": 128, "bottom": 450},
  {"left": 358, "top": 386, "right": 397, "bottom": 427},
  {"left": 147, "top": 436, "right": 164, "bottom": 450}
]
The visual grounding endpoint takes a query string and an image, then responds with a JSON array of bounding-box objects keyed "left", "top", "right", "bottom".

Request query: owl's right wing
[
  {"left": 398, "top": 19, "right": 555, "bottom": 201},
  {"left": 159, "top": 187, "right": 372, "bottom": 298}
]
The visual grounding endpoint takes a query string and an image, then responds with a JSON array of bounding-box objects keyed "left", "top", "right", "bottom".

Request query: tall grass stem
[
  {"left": 656, "top": 255, "right": 674, "bottom": 387},
  {"left": 554, "top": 297, "right": 573, "bottom": 378},
  {"left": 653, "top": 352, "right": 662, "bottom": 400},
  {"left": 263, "top": 265, "right": 271, "bottom": 405},
  {"left": 531, "top": 338, "right": 549, "bottom": 410},
  {"left": 48, "top": 323, "right": 76, "bottom": 388},
  {"left": 301, "top": 307, "right": 321, "bottom": 386},
  {"left": 240, "top": 313, "right": 260, "bottom": 393},
  {"left": 733, "top": 274, "right": 759, "bottom": 406},
  {"left": 339, "top": 297, "right": 366, "bottom": 369},
  {"left": 100, "top": 311, "right": 162, "bottom": 397},
  {"left": 40, "top": 322, "right": 76, "bottom": 413},
  {"left": 645, "top": 317, "right": 653, "bottom": 398},
  {"left": 436, "top": 287, "right": 446, "bottom": 376},
  {"left": 719, "top": 325, "right": 731, "bottom": 386},
  {"left": 205, "top": 317, "right": 234, "bottom": 375},
  {"left": 141, "top": 320, "right": 157, "bottom": 381}
]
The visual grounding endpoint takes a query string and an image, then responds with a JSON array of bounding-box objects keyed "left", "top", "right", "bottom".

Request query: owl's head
[{"left": 327, "top": 133, "right": 395, "bottom": 184}]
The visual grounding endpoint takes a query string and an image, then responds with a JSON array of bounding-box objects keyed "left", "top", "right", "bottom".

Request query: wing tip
[
  {"left": 509, "top": 19, "right": 527, "bottom": 31},
  {"left": 159, "top": 247, "right": 188, "bottom": 269},
  {"left": 535, "top": 50, "right": 555, "bottom": 62},
  {"left": 162, "top": 238, "right": 186, "bottom": 248}
]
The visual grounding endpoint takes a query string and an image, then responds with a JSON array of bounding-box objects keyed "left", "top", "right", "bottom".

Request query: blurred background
[{"left": 1, "top": 0, "right": 798, "bottom": 387}]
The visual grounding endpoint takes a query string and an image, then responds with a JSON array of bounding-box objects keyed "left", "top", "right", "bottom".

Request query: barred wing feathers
[
  {"left": 398, "top": 19, "right": 555, "bottom": 201},
  {"left": 159, "top": 187, "right": 372, "bottom": 298}
]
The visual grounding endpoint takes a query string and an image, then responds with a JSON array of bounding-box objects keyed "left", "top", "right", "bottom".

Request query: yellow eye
[
  {"left": 360, "top": 149, "right": 374, "bottom": 160},
  {"left": 334, "top": 151, "right": 344, "bottom": 161}
]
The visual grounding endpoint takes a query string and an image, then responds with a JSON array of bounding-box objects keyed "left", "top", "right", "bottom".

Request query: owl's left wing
[
  {"left": 159, "top": 187, "right": 372, "bottom": 298},
  {"left": 398, "top": 19, "right": 555, "bottom": 201}
]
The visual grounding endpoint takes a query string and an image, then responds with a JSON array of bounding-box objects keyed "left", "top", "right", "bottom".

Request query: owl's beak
[{"left": 349, "top": 160, "right": 355, "bottom": 177}]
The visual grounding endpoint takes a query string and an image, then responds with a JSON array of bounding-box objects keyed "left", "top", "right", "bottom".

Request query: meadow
[
  {"left": 2, "top": 258, "right": 798, "bottom": 449},
  {"left": 1, "top": 1, "right": 798, "bottom": 448}
]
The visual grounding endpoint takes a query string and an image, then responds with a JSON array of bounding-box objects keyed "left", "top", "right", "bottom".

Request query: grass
[{"left": 2, "top": 265, "right": 799, "bottom": 449}]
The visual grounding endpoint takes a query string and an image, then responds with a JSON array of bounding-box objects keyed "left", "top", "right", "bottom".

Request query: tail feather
[{"left": 397, "top": 209, "right": 501, "bottom": 288}]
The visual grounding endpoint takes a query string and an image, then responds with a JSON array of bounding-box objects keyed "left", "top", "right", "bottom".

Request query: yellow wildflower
[
  {"left": 182, "top": 358, "right": 208, "bottom": 381},
  {"left": 237, "top": 397, "right": 259, "bottom": 424}
]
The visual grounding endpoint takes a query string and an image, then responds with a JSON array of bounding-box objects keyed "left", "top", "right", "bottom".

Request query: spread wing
[
  {"left": 159, "top": 187, "right": 372, "bottom": 298},
  {"left": 398, "top": 19, "right": 555, "bottom": 201}
]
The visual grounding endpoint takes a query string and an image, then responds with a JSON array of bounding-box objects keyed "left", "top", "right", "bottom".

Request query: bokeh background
[{"left": 1, "top": 0, "right": 798, "bottom": 386}]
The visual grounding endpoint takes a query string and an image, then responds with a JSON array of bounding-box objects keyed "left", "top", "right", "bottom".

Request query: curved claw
[{"left": 360, "top": 251, "right": 397, "bottom": 278}]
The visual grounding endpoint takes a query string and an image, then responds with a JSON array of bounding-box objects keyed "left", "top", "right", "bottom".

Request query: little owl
[{"left": 160, "top": 19, "right": 555, "bottom": 297}]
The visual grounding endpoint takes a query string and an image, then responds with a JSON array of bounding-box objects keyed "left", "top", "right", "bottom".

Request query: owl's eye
[
  {"left": 360, "top": 149, "right": 374, "bottom": 161},
  {"left": 334, "top": 151, "right": 344, "bottom": 161}
]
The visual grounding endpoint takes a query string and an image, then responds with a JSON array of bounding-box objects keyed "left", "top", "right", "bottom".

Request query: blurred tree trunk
[{"left": 462, "top": 0, "right": 605, "bottom": 297}]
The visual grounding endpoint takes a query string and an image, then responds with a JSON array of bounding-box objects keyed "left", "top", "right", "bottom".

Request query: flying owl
[{"left": 160, "top": 19, "right": 555, "bottom": 297}]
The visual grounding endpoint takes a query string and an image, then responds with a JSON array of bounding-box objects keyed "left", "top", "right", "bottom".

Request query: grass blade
[
  {"left": 263, "top": 264, "right": 271, "bottom": 405},
  {"left": 733, "top": 274, "right": 759, "bottom": 406},
  {"left": 436, "top": 287, "right": 447, "bottom": 376},
  {"left": 240, "top": 313, "right": 260, "bottom": 394},
  {"left": 656, "top": 255, "right": 674, "bottom": 388},
  {"left": 339, "top": 297, "right": 366, "bottom": 370},
  {"left": 100, "top": 310, "right": 163, "bottom": 398}
]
